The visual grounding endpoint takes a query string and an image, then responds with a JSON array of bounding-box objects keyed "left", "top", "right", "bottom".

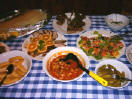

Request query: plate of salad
[{"left": 77, "top": 30, "right": 125, "bottom": 60}]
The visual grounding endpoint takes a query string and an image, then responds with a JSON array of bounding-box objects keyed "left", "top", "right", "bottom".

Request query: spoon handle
[
  {"left": 89, "top": 71, "right": 108, "bottom": 86},
  {"left": 0, "top": 74, "right": 8, "bottom": 86},
  {"left": 120, "top": 78, "right": 132, "bottom": 82},
  {"left": 78, "top": 64, "right": 108, "bottom": 86}
]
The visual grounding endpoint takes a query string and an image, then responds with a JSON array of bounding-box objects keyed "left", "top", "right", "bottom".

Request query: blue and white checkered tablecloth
[{"left": 0, "top": 16, "right": 132, "bottom": 99}]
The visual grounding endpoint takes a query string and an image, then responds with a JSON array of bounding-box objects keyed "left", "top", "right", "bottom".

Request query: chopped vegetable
[{"left": 97, "top": 64, "right": 125, "bottom": 87}]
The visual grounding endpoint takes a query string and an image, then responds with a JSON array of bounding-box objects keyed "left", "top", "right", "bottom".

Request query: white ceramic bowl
[
  {"left": 43, "top": 47, "right": 91, "bottom": 82},
  {"left": 105, "top": 14, "right": 129, "bottom": 31},
  {"left": 126, "top": 44, "right": 132, "bottom": 64},
  {"left": 0, "top": 50, "right": 32, "bottom": 87},
  {"left": 95, "top": 59, "right": 131, "bottom": 89}
]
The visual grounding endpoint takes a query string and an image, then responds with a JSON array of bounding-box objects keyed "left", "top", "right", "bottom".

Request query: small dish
[
  {"left": 105, "top": 13, "right": 129, "bottom": 31},
  {"left": 95, "top": 59, "right": 131, "bottom": 89},
  {"left": 126, "top": 44, "right": 132, "bottom": 64},
  {"left": 0, "top": 50, "right": 32, "bottom": 87},
  {"left": 42, "top": 47, "right": 90, "bottom": 82}
]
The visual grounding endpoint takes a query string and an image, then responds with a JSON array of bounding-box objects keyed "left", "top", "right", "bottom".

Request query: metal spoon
[
  {"left": 61, "top": 53, "right": 108, "bottom": 86},
  {"left": 54, "top": 40, "right": 67, "bottom": 44},
  {"left": 112, "top": 74, "right": 132, "bottom": 82},
  {"left": 0, "top": 64, "right": 14, "bottom": 86}
]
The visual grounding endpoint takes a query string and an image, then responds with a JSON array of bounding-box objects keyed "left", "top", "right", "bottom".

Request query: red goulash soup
[{"left": 47, "top": 55, "right": 84, "bottom": 80}]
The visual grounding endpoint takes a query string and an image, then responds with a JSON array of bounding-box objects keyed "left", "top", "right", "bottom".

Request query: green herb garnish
[
  {"left": 34, "top": 49, "right": 38, "bottom": 55},
  {"left": 38, "top": 40, "right": 45, "bottom": 50}
]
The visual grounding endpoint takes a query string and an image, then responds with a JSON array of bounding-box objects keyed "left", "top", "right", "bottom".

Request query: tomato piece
[
  {"left": 93, "top": 48, "right": 100, "bottom": 55},
  {"left": 112, "top": 51, "right": 119, "bottom": 57},
  {"left": 102, "top": 50, "right": 107, "bottom": 57}
]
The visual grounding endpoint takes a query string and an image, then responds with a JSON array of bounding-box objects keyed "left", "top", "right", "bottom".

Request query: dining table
[{"left": 0, "top": 15, "right": 132, "bottom": 99}]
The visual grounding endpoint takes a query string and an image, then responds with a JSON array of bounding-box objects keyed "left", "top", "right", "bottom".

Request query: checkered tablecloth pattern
[{"left": 0, "top": 16, "right": 132, "bottom": 99}]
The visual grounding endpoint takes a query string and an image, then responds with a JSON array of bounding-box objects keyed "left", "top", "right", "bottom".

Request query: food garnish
[{"left": 78, "top": 31, "right": 124, "bottom": 60}]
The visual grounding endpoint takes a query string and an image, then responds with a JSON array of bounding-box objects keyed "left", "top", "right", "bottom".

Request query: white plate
[
  {"left": 22, "top": 30, "right": 67, "bottom": 61},
  {"left": 53, "top": 13, "right": 91, "bottom": 35},
  {"left": 76, "top": 30, "right": 126, "bottom": 61},
  {"left": 126, "top": 44, "right": 132, "bottom": 64},
  {"left": 95, "top": 59, "right": 131, "bottom": 89},
  {"left": 43, "top": 47, "right": 91, "bottom": 82},
  {"left": 0, "top": 50, "right": 32, "bottom": 87},
  {"left": 0, "top": 42, "right": 10, "bottom": 54}
]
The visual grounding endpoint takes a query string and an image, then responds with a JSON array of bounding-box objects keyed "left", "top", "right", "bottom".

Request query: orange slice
[
  {"left": 46, "top": 40, "right": 54, "bottom": 46},
  {"left": 38, "top": 45, "right": 47, "bottom": 53},
  {"left": 39, "top": 35, "right": 45, "bottom": 40},
  {"left": 42, "top": 34, "right": 52, "bottom": 41},
  {"left": 27, "top": 42, "right": 38, "bottom": 52},
  {"left": 30, "top": 37, "right": 40, "bottom": 42}
]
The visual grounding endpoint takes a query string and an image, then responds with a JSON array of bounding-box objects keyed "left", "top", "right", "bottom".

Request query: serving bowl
[
  {"left": 126, "top": 44, "right": 132, "bottom": 64},
  {"left": 105, "top": 13, "right": 129, "bottom": 31},
  {"left": 0, "top": 50, "right": 32, "bottom": 87},
  {"left": 43, "top": 47, "right": 90, "bottom": 82},
  {"left": 95, "top": 59, "right": 131, "bottom": 89}
]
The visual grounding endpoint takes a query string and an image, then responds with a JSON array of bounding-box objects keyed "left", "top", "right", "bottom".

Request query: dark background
[{"left": 0, "top": 0, "right": 132, "bottom": 15}]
